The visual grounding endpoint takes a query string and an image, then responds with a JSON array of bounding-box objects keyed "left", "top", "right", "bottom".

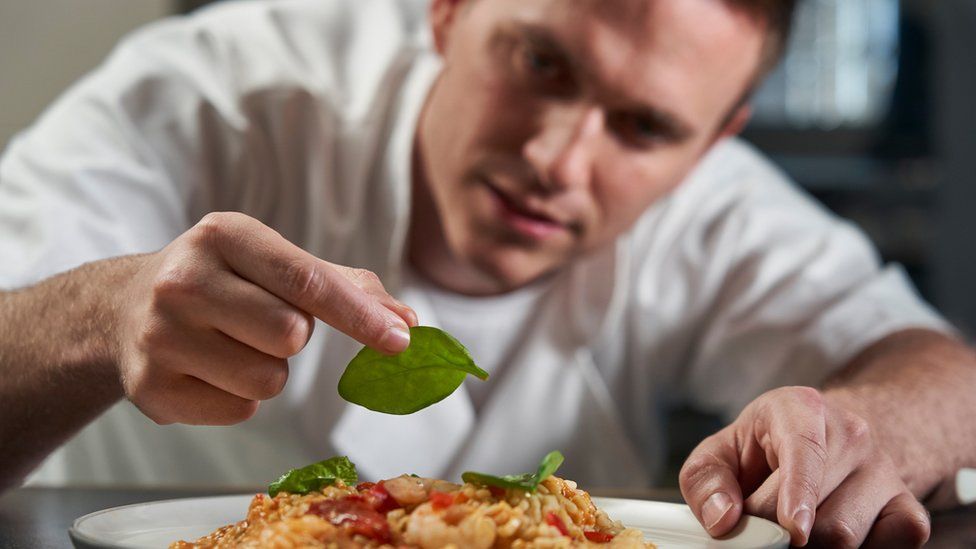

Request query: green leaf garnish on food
[
  {"left": 462, "top": 450, "right": 565, "bottom": 492},
  {"left": 268, "top": 456, "right": 358, "bottom": 497},
  {"left": 338, "top": 326, "right": 489, "bottom": 415}
]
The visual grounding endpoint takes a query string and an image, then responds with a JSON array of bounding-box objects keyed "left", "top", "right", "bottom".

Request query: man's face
[{"left": 414, "top": 0, "right": 764, "bottom": 293}]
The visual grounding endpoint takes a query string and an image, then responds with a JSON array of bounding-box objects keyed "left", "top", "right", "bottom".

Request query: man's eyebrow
[
  {"left": 520, "top": 24, "right": 574, "bottom": 61},
  {"left": 499, "top": 21, "right": 696, "bottom": 141},
  {"left": 494, "top": 22, "right": 581, "bottom": 74}
]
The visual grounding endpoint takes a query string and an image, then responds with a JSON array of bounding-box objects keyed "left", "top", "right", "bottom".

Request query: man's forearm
[
  {"left": 824, "top": 328, "right": 976, "bottom": 500},
  {"left": 0, "top": 257, "right": 138, "bottom": 491}
]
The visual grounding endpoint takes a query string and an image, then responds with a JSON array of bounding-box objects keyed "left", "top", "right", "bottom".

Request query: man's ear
[
  {"left": 430, "top": 0, "right": 467, "bottom": 55},
  {"left": 715, "top": 103, "right": 753, "bottom": 142}
]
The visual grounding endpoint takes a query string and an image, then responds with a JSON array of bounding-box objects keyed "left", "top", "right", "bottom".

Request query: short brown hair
[{"left": 725, "top": 0, "right": 799, "bottom": 80}]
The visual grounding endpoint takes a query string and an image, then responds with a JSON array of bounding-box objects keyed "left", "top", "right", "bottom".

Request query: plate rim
[
  {"left": 70, "top": 494, "right": 790, "bottom": 548},
  {"left": 591, "top": 497, "right": 791, "bottom": 546},
  {"left": 69, "top": 493, "right": 256, "bottom": 549}
]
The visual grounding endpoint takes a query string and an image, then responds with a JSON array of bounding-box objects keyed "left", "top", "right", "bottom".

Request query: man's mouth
[{"left": 483, "top": 181, "right": 569, "bottom": 241}]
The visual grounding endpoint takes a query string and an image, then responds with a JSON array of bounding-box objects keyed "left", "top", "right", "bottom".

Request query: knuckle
[
  {"left": 789, "top": 386, "right": 826, "bottom": 411},
  {"left": 840, "top": 412, "right": 871, "bottom": 444},
  {"left": 900, "top": 511, "right": 931, "bottom": 546},
  {"left": 249, "top": 362, "right": 289, "bottom": 400},
  {"left": 795, "top": 428, "right": 830, "bottom": 467},
  {"left": 151, "top": 263, "right": 205, "bottom": 306},
  {"left": 283, "top": 261, "right": 331, "bottom": 300},
  {"left": 200, "top": 210, "right": 244, "bottom": 228},
  {"left": 193, "top": 211, "right": 249, "bottom": 250},
  {"left": 221, "top": 399, "right": 260, "bottom": 425},
  {"left": 275, "top": 311, "right": 313, "bottom": 357},
  {"left": 135, "top": 317, "right": 177, "bottom": 358},
  {"left": 349, "top": 301, "right": 386, "bottom": 338},
  {"left": 817, "top": 519, "right": 860, "bottom": 549},
  {"left": 886, "top": 496, "right": 930, "bottom": 547},
  {"left": 787, "top": 467, "right": 824, "bottom": 504},
  {"left": 199, "top": 211, "right": 229, "bottom": 225},
  {"left": 195, "top": 212, "right": 231, "bottom": 243},
  {"left": 678, "top": 454, "right": 709, "bottom": 487},
  {"left": 355, "top": 267, "right": 376, "bottom": 279},
  {"left": 678, "top": 438, "right": 724, "bottom": 489},
  {"left": 353, "top": 268, "right": 382, "bottom": 286}
]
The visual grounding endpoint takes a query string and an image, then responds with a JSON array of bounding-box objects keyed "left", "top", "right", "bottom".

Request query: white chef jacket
[{"left": 0, "top": 0, "right": 948, "bottom": 489}]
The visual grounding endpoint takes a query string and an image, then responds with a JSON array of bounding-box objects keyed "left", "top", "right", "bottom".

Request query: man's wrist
[
  {"left": 34, "top": 255, "right": 148, "bottom": 395},
  {"left": 822, "top": 329, "right": 976, "bottom": 500}
]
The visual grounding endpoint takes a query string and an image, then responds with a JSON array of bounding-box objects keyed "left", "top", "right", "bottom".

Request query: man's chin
[{"left": 465, "top": 246, "right": 563, "bottom": 294}]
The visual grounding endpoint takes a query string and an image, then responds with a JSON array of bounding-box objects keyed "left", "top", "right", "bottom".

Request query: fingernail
[
  {"left": 379, "top": 325, "right": 410, "bottom": 353},
  {"left": 793, "top": 507, "right": 814, "bottom": 542},
  {"left": 702, "top": 492, "right": 733, "bottom": 530}
]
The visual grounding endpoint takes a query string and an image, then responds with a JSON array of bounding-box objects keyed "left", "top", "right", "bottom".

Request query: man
[{"left": 0, "top": 0, "right": 973, "bottom": 546}]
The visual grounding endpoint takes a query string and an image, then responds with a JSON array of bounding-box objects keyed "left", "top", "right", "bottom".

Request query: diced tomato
[
  {"left": 307, "top": 496, "right": 391, "bottom": 543},
  {"left": 429, "top": 490, "right": 456, "bottom": 510},
  {"left": 488, "top": 486, "right": 506, "bottom": 499},
  {"left": 584, "top": 530, "right": 615, "bottom": 543},
  {"left": 367, "top": 481, "right": 401, "bottom": 513},
  {"left": 545, "top": 512, "right": 570, "bottom": 537},
  {"left": 356, "top": 481, "right": 376, "bottom": 492}
]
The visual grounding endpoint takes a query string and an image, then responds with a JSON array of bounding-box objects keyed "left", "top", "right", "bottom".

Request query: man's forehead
[{"left": 476, "top": 0, "right": 765, "bottom": 134}]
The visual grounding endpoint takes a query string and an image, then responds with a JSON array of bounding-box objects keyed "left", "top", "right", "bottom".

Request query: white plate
[{"left": 70, "top": 494, "right": 790, "bottom": 549}]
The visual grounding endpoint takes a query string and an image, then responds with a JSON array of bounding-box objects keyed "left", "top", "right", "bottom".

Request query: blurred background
[
  {"left": 2, "top": 0, "right": 975, "bottom": 483},
  {"left": 743, "top": 0, "right": 976, "bottom": 339}
]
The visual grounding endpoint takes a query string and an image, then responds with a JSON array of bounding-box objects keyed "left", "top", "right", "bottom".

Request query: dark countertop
[
  {"left": 1, "top": 486, "right": 974, "bottom": 548},
  {"left": 0, "top": 487, "right": 251, "bottom": 549}
]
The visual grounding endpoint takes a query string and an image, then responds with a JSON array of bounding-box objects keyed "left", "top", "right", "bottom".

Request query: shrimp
[
  {"left": 382, "top": 475, "right": 429, "bottom": 506},
  {"left": 403, "top": 503, "right": 496, "bottom": 549}
]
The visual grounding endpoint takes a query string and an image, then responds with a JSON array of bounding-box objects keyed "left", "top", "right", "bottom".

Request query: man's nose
[{"left": 522, "top": 106, "right": 603, "bottom": 193}]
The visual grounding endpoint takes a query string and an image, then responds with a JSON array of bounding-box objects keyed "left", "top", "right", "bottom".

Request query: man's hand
[
  {"left": 117, "top": 211, "right": 418, "bottom": 425},
  {"left": 679, "top": 386, "right": 930, "bottom": 548}
]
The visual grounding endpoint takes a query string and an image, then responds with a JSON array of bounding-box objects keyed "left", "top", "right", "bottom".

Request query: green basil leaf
[
  {"left": 461, "top": 451, "right": 565, "bottom": 493},
  {"left": 338, "top": 326, "right": 489, "bottom": 415},
  {"left": 534, "top": 450, "right": 565, "bottom": 482},
  {"left": 268, "top": 456, "right": 358, "bottom": 497},
  {"left": 460, "top": 471, "right": 538, "bottom": 491}
]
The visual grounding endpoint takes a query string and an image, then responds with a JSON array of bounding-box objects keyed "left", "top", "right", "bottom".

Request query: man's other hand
[
  {"left": 116, "top": 211, "right": 418, "bottom": 426},
  {"left": 679, "top": 386, "right": 930, "bottom": 548}
]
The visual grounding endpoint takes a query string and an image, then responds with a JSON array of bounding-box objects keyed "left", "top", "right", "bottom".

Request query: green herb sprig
[
  {"left": 338, "top": 326, "right": 489, "bottom": 415},
  {"left": 268, "top": 456, "right": 358, "bottom": 496},
  {"left": 461, "top": 451, "right": 565, "bottom": 492}
]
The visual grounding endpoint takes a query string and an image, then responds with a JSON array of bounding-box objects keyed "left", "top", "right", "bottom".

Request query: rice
[{"left": 171, "top": 475, "right": 654, "bottom": 548}]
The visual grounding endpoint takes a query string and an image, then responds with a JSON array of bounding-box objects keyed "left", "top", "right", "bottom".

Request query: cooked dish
[{"left": 171, "top": 455, "right": 654, "bottom": 548}]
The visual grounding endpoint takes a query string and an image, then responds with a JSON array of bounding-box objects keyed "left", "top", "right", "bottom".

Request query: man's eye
[
  {"left": 609, "top": 113, "right": 670, "bottom": 148},
  {"left": 512, "top": 43, "right": 569, "bottom": 90},
  {"left": 632, "top": 118, "right": 658, "bottom": 139},
  {"left": 523, "top": 48, "right": 560, "bottom": 78}
]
